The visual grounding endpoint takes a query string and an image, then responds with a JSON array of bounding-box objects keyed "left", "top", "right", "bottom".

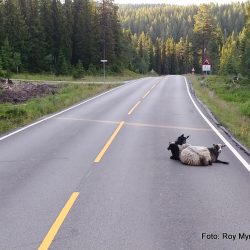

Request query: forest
[
  {"left": 119, "top": 2, "right": 250, "bottom": 76},
  {"left": 0, "top": 0, "right": 249, "bottom": 77}
]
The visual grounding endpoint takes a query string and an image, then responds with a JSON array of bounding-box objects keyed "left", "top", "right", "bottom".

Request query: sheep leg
[{"left": 215, "top": 159, "right": 229, "bottom": 165}]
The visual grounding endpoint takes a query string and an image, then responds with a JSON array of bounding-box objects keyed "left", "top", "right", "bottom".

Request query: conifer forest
[{"left": 0, "top": 0, "right": 249, "bottom": 77}]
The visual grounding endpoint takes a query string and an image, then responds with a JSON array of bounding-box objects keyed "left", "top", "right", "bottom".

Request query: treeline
[
  {"left": 0, "top": 1, "right": 249, "bottom": 77},
  {"left": 0, "top": 0, "right": 132, "bottom": 76},
  {"left": 119, "top": 3, "right": 246, "bottom": 42},
  {"left": 119, "top": 3, "right": 250, "bottom": 77}
]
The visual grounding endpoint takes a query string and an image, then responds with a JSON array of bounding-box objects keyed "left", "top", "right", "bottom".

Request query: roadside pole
[{"left": 101, "top": 59, "right": 108, "bottom": 83}]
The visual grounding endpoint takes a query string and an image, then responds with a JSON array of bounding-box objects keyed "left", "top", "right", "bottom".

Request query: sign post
[
  {"left": 202, "top": 59, "right": 211, "bottom": 75},
  {"left": 100, "top": 59, "right": 108, "bottom": 82}
]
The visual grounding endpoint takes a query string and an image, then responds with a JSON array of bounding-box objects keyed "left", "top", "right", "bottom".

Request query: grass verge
[
  {"left": 187, "top": 74, "right": 250, "bottom": 149},
  {"left": 11, "top": 69, "right": 150, "bottom": 82},
  {"left": 0, "top": 83, "right": 119, "bottom": 135}
]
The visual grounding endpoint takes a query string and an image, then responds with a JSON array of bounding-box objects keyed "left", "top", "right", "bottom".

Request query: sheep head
[
  {"left": 175, "top": 134, "right": 190, "bottom": 145},
  {"left": 213, "top": 144, "right": 226, "bottom": 153}
]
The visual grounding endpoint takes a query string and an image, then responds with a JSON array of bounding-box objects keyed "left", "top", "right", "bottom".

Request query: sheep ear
[
  {"left": 213, "top": 144, "right": 216, "bottom": 147},
  {"left": 186, "top": 135, "right": 190, "bottom": 139}
]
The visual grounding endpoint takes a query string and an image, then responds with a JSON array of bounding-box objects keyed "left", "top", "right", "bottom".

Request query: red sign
[{"left": 203, "top": 59, "right": 210, "bottom": 65}]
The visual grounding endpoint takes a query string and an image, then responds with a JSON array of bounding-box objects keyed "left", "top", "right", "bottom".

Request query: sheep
[
  {"left": 167, "top": 143, "right": 180, "bottom": 160},
  {"left": 180, "top": 144, "right": 229, "bottom": 166},
  {"left": 208, "top": 144, "right": 229, "bottom": 164},
  {"left": 180, "top": 146, "right": 212, "bottom": 166},
  {"left": 175, "top": 134, "right": 189, "bottom": 145},
  {"left": 167, "top": 134, "right": 190, "bottom": 160}
]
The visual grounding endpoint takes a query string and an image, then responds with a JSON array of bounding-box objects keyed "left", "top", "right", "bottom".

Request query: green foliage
[
  {"left": 119, "top": 3, "right": 246, "bottom": 42},
  {"left": 193, "top": 4, "right": 221, "bottom": 71},
  {"left": 0, "top": 1, "right": 249, "bottom": 77},
  {"left": 0, "top": 69, "right": 12, "bottom": 78},
  {"left": 1, "top": 38, "right": 14, "bottom": 71},
  {"left": 119, "top": 3, "right": 249, "bottom": 76},
  {"left": 240, "top": 101, "right": 250, "bottom": 117},
  {"left": 87, "top": 63, "right": 98, "bottom": 75},
  {"left": 4, "top": 108, "right": 27, "bottom": 120},
  {"left": 189, "top": 74, "right": 250, "bottom": 148},
  {"left": 0, "top": 83, "right": 119, "bottom": 134},
  {"left": 240, "top": 4, "right": 250, "bottom": 77},
  {"left": 0, "top": 0, "right": 125, "bottom": 74},
  {"left": 202, "top": 75, "right": 250, "bottom": 117},
  {"left": 72, "top": 61, "right": 85, "bottom": 79}
]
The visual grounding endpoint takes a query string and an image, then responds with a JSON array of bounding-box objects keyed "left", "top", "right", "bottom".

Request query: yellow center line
[
  {"left": 128, "top": 101, "right": 141, "bottom": 115},
  {"left": 150, "top": 84, "right": 156, "bottom": 90},
  {"left": 142, "top": 90, "right": 151, "bottom": 99},
  {"left": 94, "top": 121, "right": 125, "bottom": 163},
  {"left": 38, "top": 192, "right": 80, "bottom": 250}
]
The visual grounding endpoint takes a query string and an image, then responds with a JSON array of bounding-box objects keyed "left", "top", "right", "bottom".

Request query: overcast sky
[{"left": 114, "top": 0, "right": 247, "bottom": 5}]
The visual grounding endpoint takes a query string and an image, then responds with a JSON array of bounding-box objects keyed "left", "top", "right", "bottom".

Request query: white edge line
[
  {"left": 0, "top": 80, "right": 137, "bottom": 142},
  {"left": 184, "top": 76, "right": 250, "bottom": 171}
]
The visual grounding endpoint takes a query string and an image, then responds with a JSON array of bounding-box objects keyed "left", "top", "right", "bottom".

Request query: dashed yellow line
[
  {"left": 128, "top": 101, "right": 141, "bottom": 115},
  {"left": 150, "top": 84, "right": 157, "bottom": 90},
  {"left": 94, "top": 121, "right": 125, "bottom": 163},
  {"left": 38, "top": 192, "right": 80, "bottom": 250},
  {"left": 143, "top": 90, "right": 151, "bottom": 99}
]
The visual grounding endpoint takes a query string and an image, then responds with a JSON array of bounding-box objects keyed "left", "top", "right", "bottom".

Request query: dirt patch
[{"left": 0, "top": 78, "right": 58, "bottom": 103}]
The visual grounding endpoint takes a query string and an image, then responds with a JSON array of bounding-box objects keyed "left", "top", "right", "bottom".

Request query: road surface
[{"left": 0, "top": 75, "right": 250, "bottom": 250}]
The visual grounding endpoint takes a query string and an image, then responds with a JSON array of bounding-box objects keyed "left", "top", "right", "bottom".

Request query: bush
[
  {"left": 0, "top": 69, "right": 12, "bottom": 78},
  {"left": 87, "top": 64, "right": 98, "bottom": 75},
  {"left": 72, "top": 61, "right": 85, "bottom": 79}
]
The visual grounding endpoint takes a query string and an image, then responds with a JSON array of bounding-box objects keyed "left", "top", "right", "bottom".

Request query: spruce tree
[
  {"left": 25, "top": 0, "right": 46, "bottom": 72},
  {"left": 240, "top": 4, "right": 250, "bottom": 77},
  {"left": 193, "top": 4, "right": 217, "bottom": 64}
]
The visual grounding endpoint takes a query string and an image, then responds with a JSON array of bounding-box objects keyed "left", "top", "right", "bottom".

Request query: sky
[{"left": 114, "top": 0, "right": 247, "bottom": 5}]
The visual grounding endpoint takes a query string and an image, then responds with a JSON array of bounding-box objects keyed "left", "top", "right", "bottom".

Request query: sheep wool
[{"left": 180, "top": 146, "right": 212, "bottom": 166}]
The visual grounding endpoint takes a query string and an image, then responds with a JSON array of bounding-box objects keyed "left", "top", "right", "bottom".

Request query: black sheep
[{"left": 167, "top": 134, "right": 189, "bottom": 160}]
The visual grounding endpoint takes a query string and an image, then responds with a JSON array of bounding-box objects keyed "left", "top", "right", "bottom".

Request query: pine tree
[
  {"left": 62, "top": 0, "right": 73, "bottom": 64},
  {"left": 0, "top": 0, "right": 4, "bottom": 48},
  {"left": 154, "top": 38, "right": 161, "bottom": 74},
  {"left": 98, "top": 0, "right": 122, "bottom": 68},
  {"left": 40, "top": 0, "right": 53, "bottom": 70},
  {"left": 193, "top": 4, "right": 217, "bottom": 64},
  {"left": 240, "top": 4, "right": 250, "bottom": 77},
  {"left": 25, "top": 0, "right": 46, "bottom": 72},
  {"left": 219, "top": 33, "right": 239, "bottom": 75},
  {"left": 3, "top": 0, "right": 27, "bottom": 63},
  {"left": 1, "top": 38, "right": 14, "bottom": 71},
  {"left": 51, "top": 0, "right": 63, "bottom": 72},
  {"left": 165, "top": 38, "right": 176, "bottom": 74},
  {"left": 72, "top": 0, "right": 94, "bottom": 68}
]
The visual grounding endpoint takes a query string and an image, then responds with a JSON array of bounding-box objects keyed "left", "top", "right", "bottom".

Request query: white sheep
[{"left": 179, "top": 144, "right": 228, "bottom": 166}]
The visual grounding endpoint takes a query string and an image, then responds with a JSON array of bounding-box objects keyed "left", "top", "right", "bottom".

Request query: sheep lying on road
[
  {"left": 180, "top": 144, "right": 229, "bottom": 166},
  {"left": 167, "top": 134, "right": 190, "bottom": 160}
]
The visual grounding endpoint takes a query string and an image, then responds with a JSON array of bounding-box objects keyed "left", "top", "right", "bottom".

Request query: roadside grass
[
  {"left": 0, "top": 83, "right": 119, "bottom": 135},
  {"left": 187, "top": 74, "right": 250, "bottom": 149},
  {"left": 11, "top": 69, "right": 148, "bottom": 83}
]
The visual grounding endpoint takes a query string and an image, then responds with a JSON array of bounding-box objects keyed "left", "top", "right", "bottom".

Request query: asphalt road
[{"left": 0, "top": 75, "right": 250, "bottom": 250}]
